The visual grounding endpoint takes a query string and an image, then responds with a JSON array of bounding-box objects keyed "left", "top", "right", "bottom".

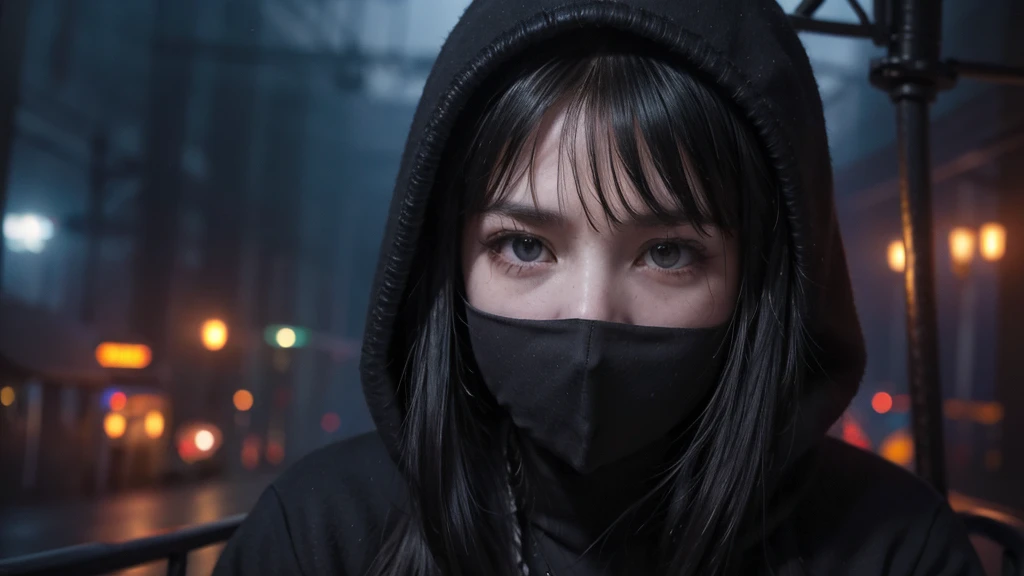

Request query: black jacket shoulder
[
  {"left": 790, "top": 437, "right": 983, "bottom": 575},
  {"left": 213, "top": 432, "right": 406, "bottom": 576},
  {"left": 215, "top": 434, "right": 983, "bottom": 576}
]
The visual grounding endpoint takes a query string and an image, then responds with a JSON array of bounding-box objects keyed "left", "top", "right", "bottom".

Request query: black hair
[{"left": 369, "top": 33, "right": 806, "bottom": 576}]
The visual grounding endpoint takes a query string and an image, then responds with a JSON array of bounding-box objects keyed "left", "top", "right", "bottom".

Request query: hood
[{"left": 360, "top": 0, "right": 865, "bottom": 479}]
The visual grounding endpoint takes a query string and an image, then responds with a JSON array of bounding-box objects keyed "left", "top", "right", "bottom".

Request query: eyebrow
[{"left": 482, "top": 200, "right": 695, "bottom": 229}]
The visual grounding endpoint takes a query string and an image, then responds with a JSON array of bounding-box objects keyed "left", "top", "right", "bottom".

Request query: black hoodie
[{"left": 214, "top": 0, "right": 984, "bottom": 574}]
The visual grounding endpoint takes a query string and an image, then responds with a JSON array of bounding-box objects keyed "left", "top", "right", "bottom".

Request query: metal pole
[
  {"left": 872, "top": 0, "right": 949, "bottom": 493},
  {"left": 897, "top": 99, "right": 946, "bottom": 492},
  {"left": 166, "top": 552, "right": 187, "bottom": 576}
]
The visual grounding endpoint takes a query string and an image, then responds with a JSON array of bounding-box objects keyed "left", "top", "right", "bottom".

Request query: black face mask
[{"left": 465, "top": 304, "right": 729, "bottom": 474}]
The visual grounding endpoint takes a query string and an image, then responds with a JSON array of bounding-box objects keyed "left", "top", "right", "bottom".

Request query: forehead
[{"left": 496, "top": 107, "right": 700, "bottom": 227}]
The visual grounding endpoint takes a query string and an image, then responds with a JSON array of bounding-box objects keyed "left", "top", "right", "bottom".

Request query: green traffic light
[{"left": 264, "top": 325, "right": 309, "bottom": 348}]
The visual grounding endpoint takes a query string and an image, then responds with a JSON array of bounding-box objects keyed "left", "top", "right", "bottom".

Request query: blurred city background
[{"left": 0, "top": 0, "right": 1021, "bottom": 574}]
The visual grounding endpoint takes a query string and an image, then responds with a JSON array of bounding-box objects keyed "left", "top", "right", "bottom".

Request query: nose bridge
[{"left": 570, "top": 258, "right": 618, "bottom": 322}]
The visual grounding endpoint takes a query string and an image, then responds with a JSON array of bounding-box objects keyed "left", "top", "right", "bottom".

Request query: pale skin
[{"left": 461, "top": 108, "right": 741, "bottom": 328}]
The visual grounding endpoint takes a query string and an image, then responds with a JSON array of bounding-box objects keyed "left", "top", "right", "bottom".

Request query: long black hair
[{"left": 369, "top": 33, "right": 807, "bottom": 576}]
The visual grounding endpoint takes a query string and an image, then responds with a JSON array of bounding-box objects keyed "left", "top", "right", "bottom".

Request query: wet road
[{"left": 0, "top": 473, "right": 277, "bottom": 576}]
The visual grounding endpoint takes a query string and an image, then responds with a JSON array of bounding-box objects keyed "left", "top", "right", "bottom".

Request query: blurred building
[
  {"left": 0, "top": 296, "right": 171, "bottom": 506},
  {"left": 1, "top": 0, "right": 432, "bottom": 501}
]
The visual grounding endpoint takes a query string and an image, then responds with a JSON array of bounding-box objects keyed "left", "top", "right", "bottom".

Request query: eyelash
[{"left": 482, "top": 231, "right": 711, "bottom": 278}]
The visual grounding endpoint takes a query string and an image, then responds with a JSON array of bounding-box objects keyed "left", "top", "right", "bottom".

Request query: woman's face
[{"left": 462, "top": 110, "right": 740, "bottom": 328}]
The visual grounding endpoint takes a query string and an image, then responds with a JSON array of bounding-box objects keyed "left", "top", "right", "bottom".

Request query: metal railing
[
  {"left": 962, "top": 513, "right": 1024, "bottom": 576},
  {"left": 0, "top": 512, "right": 1021, "bottom": 576},
  {"left": 0, "top": 514, "right": 244, "bottom": 576}
]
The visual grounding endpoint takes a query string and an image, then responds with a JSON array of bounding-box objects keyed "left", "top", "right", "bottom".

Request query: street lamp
[
  {"left": 948, "top": 227, "right": 976, "bottom": 279},
  {"left": 264, "top": 325, "right": 308, "bottom": 349},
  {"left": 276, "top": 327, "right": 297, "bottom": 348},
  {"left": 883, "top": 222, "right": 1004, "bottom": 441},
  {"left": 103, "top": 412, "right": 127, "bottom": 439},
  {"left": 2, "top": 213, "right": 54, "bottom": 253},
  {"left": 946, "top": 221, "right": 1005, "bottom": 465},
  {"left": 979, "top": 222, "right": 1006, "bottom": 262},
  {"left": 201, "top": 318, "right": 229, "bottom": 351},
  {"left": 887, "top": 240, "right": 906, "bottom": 273},
  {"left": 0, "top": 386, "right": 14, "bottom": 407},
  {"left": 233, "top": 389, "right": 254, "bottom": 412},
  {"left": 144, "top": 410, "right": 165, "bottom": 439}
]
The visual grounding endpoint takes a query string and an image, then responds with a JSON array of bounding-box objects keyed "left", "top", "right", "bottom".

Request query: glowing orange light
[
  {"left": 872, "top": 392, "right": 893, "bottom": 414},
  {"left": 0, "top": 386, "right": 14, "bottom": 407},
  {"left": 109, "top": 391, "right": 128, "bottom": 411},
  {"left": 233, "top": 389, "right": 254, "bottom": 412},
  {"left": 144, "top": 411, "right": 165, "bottom": 439},
  {"left": 887, "top": 240, "right": 906, "bottom": 273},
  {"left": 880, "top": 429, "right": 914, "bottom": 467},
  {"left": 321, "top": 412, "right": 341, "bottom": 433},
  {"left": 979, "top": 223, "right": 1006, "bottom": 262},
  {"left": 104, "top": 412, "right": 127, "bottom": 439},
  {"left": 973, "top": 402, "right": 1004, "bottom": 425},
  {"left": 948, "top": 227, "right": 976, "bottom": 274},
  {"left": 95, "top": 342, "right": 152, "bottom": 369},
  {"left": 201, "top": 319, "right": 229, "bottom": 351}
]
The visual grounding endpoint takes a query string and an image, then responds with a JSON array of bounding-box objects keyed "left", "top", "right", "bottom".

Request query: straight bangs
[{"left": 460, "top": 39, "right": 744, "bottom": 238}]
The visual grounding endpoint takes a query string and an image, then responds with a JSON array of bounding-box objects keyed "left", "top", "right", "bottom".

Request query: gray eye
[
  {"left": 511, "top": 237, "right": 544, "bottom": 262},
  {"left": 646, "top": 242, "right": 692, "bottom": 270}
]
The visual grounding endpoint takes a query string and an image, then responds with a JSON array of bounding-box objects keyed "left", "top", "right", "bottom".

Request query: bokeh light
[
  {"left": 0, "top": 386, "right": 14, "bottom": 407},
  {"left": 233, "top": 389, "right": 254, "bottom": 412},
  {"left": 321, "top": 412, "right": 341, "bottom": 433},
  {"left": 104, "top": 413, "right": 127, "bottom": 439},
  {"left": 880, "top": 429, "right": 914, "bottom": 467},
  {"left": 275, "top": 328, "right": 297, "bottom": 348},
  {"left": 144, "top": 411, "right": 165, "bottom": 439},
  {"left": 95, "top": 343, "right": 152, "bottom": 369},
  {"left": 195, "top": 429, "right": 215, "bottom": 452},
  {"left": 979, "top": 222, "right": 1006, "bottom": 262},
  {"left": 871, "top": 392, "right": 893, "bottom": 414},
  {"left": 201, "top": 319, "right": 229, "bottom": 351},
  {"left": 949, "top": 227, "right": 976, "bottom": 271},
  {"left": 887, "top": 240, "right": 906, "bottom": 273},
  {"left": 109, "top": 391, "right": 127, "bottom": 412}
]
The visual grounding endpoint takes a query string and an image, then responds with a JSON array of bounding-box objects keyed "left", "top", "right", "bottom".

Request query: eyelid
[
  {"left": 486, "top": 230, "right": 548, "bottom": 251},
  {"left": 485, "top": 231, "right": 555, "bottom": 266},
  {"left": 637, "top": 237, "right": 707, "bottom": 255},
  {"left": 635, "top": 238, "right": 710, "bottom": 273}
]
